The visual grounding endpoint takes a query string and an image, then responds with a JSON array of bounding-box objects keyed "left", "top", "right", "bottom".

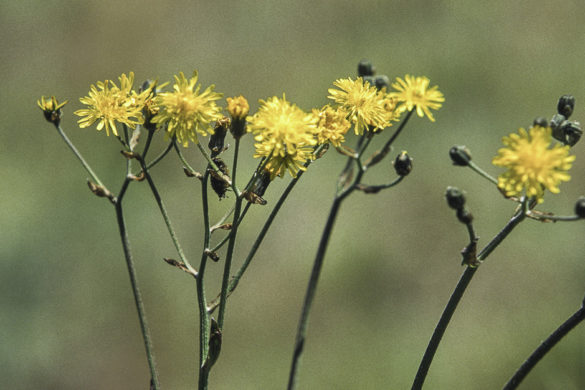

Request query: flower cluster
[
  {"left": 328, "top": 75, "right": 443, "bottom": 134},
  {"left": 492, "top": 125, "right": 575, "bottom": 202},
  {"left": 64, "top": 67, "right": 444, "bottom": 180}
]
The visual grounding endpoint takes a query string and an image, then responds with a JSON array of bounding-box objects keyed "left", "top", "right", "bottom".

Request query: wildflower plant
[
  {"left": 412, "top": 95, "right": 585, "bottom": 390},
  {"left": 38, "top": 60, "right": 584, "bottom": 389}
]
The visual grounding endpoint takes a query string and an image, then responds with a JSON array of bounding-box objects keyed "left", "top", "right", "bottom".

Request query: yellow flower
[
  {"left": 492, "top": 126, "right": 575, "bottom": 202},
  {"left": 152, "top": 71, "right": 223, "bottom": 146},
  {"left": 312, "top": 105, "right": 351, "bottom": 147},
  {"left": 389, "top": 75, "right": 444, "bottom": 122},
  {"left": 328, "top": 77, "right": 394, "bottom": 135},
  {"left": 247, "top": 95, "right": 318, "bottom": 179},
  {"left": 74, "top": 72, "right": 149, "bottom": 136}
]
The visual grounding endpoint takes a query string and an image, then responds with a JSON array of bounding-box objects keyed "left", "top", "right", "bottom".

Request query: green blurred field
[{"left": 2, "top": 1, "right": 585, "bottom": 389}]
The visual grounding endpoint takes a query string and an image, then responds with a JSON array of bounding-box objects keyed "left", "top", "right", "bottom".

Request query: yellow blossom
[
  {"left": 152, "top": 71, "right": 223, "bottom": 146},
  {"left": 492, "top": 125, "right": 575, "bottom": 202},
  {"left": 74, "top": 72, "right": 149, "bottom": 136},
  {"left": 312, "top": 105, "right": 351, "bottom": 147},
  {"left": 389, "top": 75, "right": 444, "bottom": 122},
  {"left": 247, "top": 95, "right": 318, "bottom": 179},
  {"left": 328, "top": 77, "right": 394, "bottom": 135}
]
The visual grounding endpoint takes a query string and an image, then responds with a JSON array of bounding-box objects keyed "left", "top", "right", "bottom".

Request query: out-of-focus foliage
[{"left": 2, "top": 0, "right": 585, "bottom": 389}]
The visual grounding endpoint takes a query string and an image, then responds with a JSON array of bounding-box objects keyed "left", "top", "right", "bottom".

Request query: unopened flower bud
[
  {"left": 449, "top": 145, "right": 472, "bottom": 166},
  {"left": 575, "top": 196, "right": 585, "bottom": 218},
  {"left": 375, "top": 75, "right": 390, "bottom": 91},
  {"left": 557, "top": 95, "right": 576, "bottom": 119},
  {"left": 227, "top": 96, "right": 249, "bottom": 139},
  {"left": 244, "top": 169, "right": 271, "bottom": 205},
  {"left": 558, "top": 120, "right": 582, "bottom": 146},
  {"left": 141, "top": 80, "right": 159, "bottom": 131},
  {"left": 446, "top": 186, "right": 465, "bottom": 210},
  {"left": 209, "top": 158, "right": 230, "bottom": 199},
  {"left": 37, "top": 96, "right": 68, "bottom": 126},
  {"left": 456, "top": 208, "right": 474, "bottom": 224},
  {"left": 550, "top": 113, "right": 566, "bottom": 141},
  {"left": 393, "top": 151, "right": 413, "bottom": 176},
  {"left": 209, "top": 117, "right": 229, "bottom": 157},
  {"left": 358, "top": 59, "right": 375, "bottom": 77},
  {"left": 532, "top": 117, "right": 548, "bottom": 128}
]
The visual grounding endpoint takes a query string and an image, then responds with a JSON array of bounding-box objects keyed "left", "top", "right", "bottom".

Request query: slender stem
[
  {"left": 207, "top": 169, "right": 305, "bottom": 314},
  {"left": 209, "top": 203, "right": 251, "bottom": 252},
  {"left": 115, "top": 184, "right": 160, "bottom": 390},
  {"left": 54, "top": 124, "right": 105, "bottom": 187},
  {"left": 411, "top": 267, "right": 477, "bottom": 390},
  {"left": 288, "top": 132, "right": 381, "bottom": 389},
  {"left": 287, "top": 197, "right": 343, "bottom": 390},
  {"left": 197, "top": 170, "right": 211, "bottom": 390},
  {"left": 503, "top": 304, "right": 585, "bottom": 390},
  {"left": 173, "top": 141, "right": 199, "bottom": 175},
  {"left": 138, "top": 158, "right": 197, "bottom": 275},
  {"left": 144, "top": 140, "right": 174, "bottom": 172},
  {"left": 411, "top": 208, "right": 527, "bottom": 390},
  {"left": 468, "top": 160, "right": 498, "bottom": 185},
  {"left": 384, "top": 109, "right": 414, "bottom": 151},
  {"left": 210, "top": 204, "right": 236, "bottom": 233},
  {"left": 217, "top": 138, "right": 242, "bottom": 329}
]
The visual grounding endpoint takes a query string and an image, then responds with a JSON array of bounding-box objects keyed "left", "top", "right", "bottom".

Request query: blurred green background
[{"left": 2, "top": 0, "right": 585, "bottom": 389}]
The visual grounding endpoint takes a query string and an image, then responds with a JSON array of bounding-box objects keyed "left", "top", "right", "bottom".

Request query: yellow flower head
[
  {"left": 38, "top": 96, "right": 68, "bottom": 124},
  {"left": 328, "top": 77, "right": 394, "bottom": 135},
  {"left": 492, "top": 125, "right": 575, "bottom": 203},
  {"left": 227, "top": 95, "right": 250, "bottom": 120},
  {"left": 247, "top": 94, "right": 318, "bottom": 179},
  {"left": 312, "top": 105, "right": 351, "bottom": 147},
  {"left": 389, "top": 75, "right": 444, "bottom": 122},
  {"left": 74, "top": 72, "right": 149, "bottom": 136},
  {"left": 152, "top": 71, "right": 223, "bottom": 146}
]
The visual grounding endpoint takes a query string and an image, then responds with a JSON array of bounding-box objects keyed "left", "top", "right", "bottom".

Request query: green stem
[
  {"left": 54, "top": 123, "right": 105, "bottom": 187},
  {"left": 287, "top": 134, "right": 377, "bottom": 389},
  {"left": 209, "top": 203, "right": 251, "bottom": 253},
  {"left": 115, "top": 181, "right": 161, "bottom": 390},
  {"left": 144, "top": 138, "right": 174, "bottom": 171},
  {"left": 138, "top": 158, "right": 197, "bottom": 275},
  {"left": 287, "top": 196, "right": 344, "bottom": 390},
  {"left": 468, "top": 160, "right": 498, "bottom": 185},
  {"left": 411, "top": 207, "right": 527, "bottom": 390},
  {"left": 207, "top": 169, "right": 305, "bottom": 314},
  {"left": 503, "top": 302, "right": 585, "bottom": 390},
  {"left": 217, "top": 138, "right": 242, "bottom": 329},
  {"left": 197, "top": 171, "right": 211, "bottom": 390}
]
